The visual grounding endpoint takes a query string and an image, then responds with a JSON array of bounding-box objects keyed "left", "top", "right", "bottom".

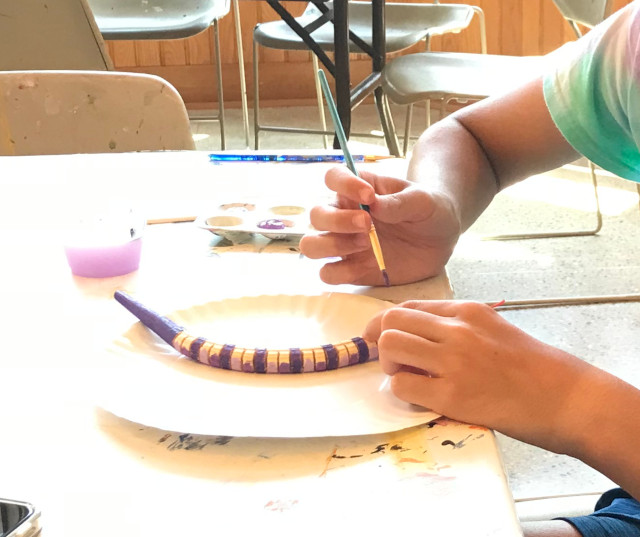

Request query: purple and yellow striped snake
[{"left": 114, "top": 291, "right": 379, "bottom": 374}]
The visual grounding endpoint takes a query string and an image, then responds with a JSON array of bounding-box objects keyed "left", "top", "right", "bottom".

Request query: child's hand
[
  {"left": 365, "top": 300, "right": 598, "bottom": 453},
  {"left": 299, "top": 167, "right": 461, "bottom": 286}
]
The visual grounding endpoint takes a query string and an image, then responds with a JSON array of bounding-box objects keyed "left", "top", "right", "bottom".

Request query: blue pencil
[
  {"left": 208, "top": 153, "right": 393, "bottom": 163},
  {"left": 317, "top": 70, "right": 390, "bottom": 287}
]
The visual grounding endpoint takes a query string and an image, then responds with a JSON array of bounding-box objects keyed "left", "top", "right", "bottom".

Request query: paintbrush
[{"left": 317, "top": 70, "right": 390, "bottom": 287}]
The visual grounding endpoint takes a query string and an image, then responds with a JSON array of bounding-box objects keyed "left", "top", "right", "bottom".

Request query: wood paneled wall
[{"left": 104, "top": 0, "right": 632, "bottom": 108}]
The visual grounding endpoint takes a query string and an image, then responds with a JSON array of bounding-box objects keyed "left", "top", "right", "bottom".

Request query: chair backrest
[
  {"left": 551, "top": 0, "right": 613, "bottom": 34},
  {"left": 0, "top": 0, "right": 113, "bottom": 70},
  {"left": 0, "top": 71, "right": 196, "bottom": 156},
  {"left": 297, "top": 1, "right": 476, "bottom": 53},
  {"left": 87, "top": 0, "right": 231, "bottom": 40}
]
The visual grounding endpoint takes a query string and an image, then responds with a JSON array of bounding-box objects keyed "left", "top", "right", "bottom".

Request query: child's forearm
[
  {"left": 407, "top": 78, "right": 579, "bottom": 233},
  {"left": 407, "top": 116, "right": 500, "bottom": 233},
  {"left": 553, "top": 368, "right": 640, "bottom": 500}
]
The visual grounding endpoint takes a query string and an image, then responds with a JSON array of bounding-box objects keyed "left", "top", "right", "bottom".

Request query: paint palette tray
[{"left": 195, "top": 201, "right": 313, "bottom": 241}]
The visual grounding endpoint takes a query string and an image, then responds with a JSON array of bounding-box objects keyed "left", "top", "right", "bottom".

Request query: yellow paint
[
  {"left": 208, "top": 342, "right": 225, "bottom": 364},
  {"left": 302, "top": 348, "right": 315, "bottom": 372},
  {"left": 343, "top": 340, "right": 359, "bottom": 364},
  {"left": 335, "top": 343, "right": 350, "bottom": 368},
  {"left": 198, "top": 340, "right": 214, "bottom": 363},
  {"left": 231, "top": 347, "right": 245, "bottom": 370},
  {"left": 266, "top": 350, "right": 279, "bottom": 373},
  {"left": 180, "top": 335, "right": 195, "bottom": 355},
  {"left": 240, "top": 347, "right": 255, "bottom": 371},
  {"left": 171, "top": 332, "right": 188, "bottom": 353},
  {"left": 277, "top": 349, "right": 290, "bottom": 372}
]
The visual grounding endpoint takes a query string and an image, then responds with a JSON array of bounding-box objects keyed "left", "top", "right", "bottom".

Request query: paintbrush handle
[
  {"left": 318, "top": 70, "right": 389, "bottom": 285},
  {"left": 317, "top": 71, "right": 358, "bottom": 177}
]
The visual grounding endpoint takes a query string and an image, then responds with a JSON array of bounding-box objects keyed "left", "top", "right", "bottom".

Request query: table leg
[{"left": 332, "top": 0, "right": 351, "bottom": 148}]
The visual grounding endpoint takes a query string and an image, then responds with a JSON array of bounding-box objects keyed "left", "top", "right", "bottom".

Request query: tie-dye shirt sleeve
[{"left": 543, "top": 1, "right": 640, "bottom": 182}]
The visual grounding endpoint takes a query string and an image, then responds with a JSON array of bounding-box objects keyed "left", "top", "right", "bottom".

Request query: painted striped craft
[{"left": 114, "top": 291, "right": 379, "bottom": 374}]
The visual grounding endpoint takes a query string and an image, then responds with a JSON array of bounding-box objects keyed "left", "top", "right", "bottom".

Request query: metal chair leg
[
  {"left": 312, "top": 55, "right": 330, "bottom": 149},
  {"left": 399, "top": 99, "right": 432, "bottom": 156},
  {"left": 375, "top": 87, "right": 401, "bottom": 157},
  {"left": 232, "top": 0, "right": 250, "bottom": 149},
  {"left": 253, "top": 38, "right": 261, "bottom": 149},
  {"left": 212, "top": 19, "right": 225, "bottom": 150},
  {"left": 403, "top": 104, "right": 413, "bottom": 157},
  {"left": 472, "top": 6, "right": 487, "bottom": 54},
  {"left": 253, "top": 34, "right": 389, "bottom": 146},
  {"left": 483, "top": 160, "right": 603, "bottom": 240},
  {"left": 254, "top": 43, "right": 347, "bottom": 148}
]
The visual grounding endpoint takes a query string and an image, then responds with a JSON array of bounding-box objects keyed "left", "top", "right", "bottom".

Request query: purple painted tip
[
  {"left": 114, "top": 290, "right": 184, "bottom": 345},
  {"left": 382, "top": 269, "right": 390, "bottom": 287}
]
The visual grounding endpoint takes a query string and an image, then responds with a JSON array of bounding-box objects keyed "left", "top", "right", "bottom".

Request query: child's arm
[
  {"left": 407, "top": 76, "right": 580, "bottom": 231},
  {"left": 300, "top": 77, "right": 580, "bottom": 286},
  {"left": 364, "top": 300, "right": 640, "bottom": 501}
]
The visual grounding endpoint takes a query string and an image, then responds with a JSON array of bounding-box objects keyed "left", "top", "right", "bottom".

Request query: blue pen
[{"left": 208, "top": 153, "right": 393, "bottom": 163}]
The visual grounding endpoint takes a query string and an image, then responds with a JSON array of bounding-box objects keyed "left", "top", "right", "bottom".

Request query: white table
[{"left": 0, "top": 151, "right": 522, "bottom": 536}]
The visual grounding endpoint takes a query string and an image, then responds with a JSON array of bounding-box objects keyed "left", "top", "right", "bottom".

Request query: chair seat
[
  {"left": 382, "top": 52, "right": 547, "bottom": 105},
  {"left": 89, "top": 0, "right": 230, "bottom": 40},
  {"left": 254, "top": 2, "right": 474, "bottom": 54}
]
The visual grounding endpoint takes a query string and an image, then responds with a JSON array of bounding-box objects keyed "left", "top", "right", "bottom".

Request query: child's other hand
[{"left": 365, "top": 300, "right": 597, "bottom": 454}]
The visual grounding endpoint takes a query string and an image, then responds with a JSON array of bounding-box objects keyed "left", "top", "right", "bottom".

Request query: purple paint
[
  {"left": 303, "top": 356, "right": 315, "bottom": 372},
  {"left": 290, "top": 348, "right": 303, "bottom": 373},
  {"left": 189, "top": 337, "right": 207, "bottom": 361},
  {"left": 348, "top": 345, "right": 360, "bottom": 365},
  {"left": 352, "top": 337, "right": 370, "bottom": 363},
  {"left": 114, "top": 291, "right": 381, "bottom": 374},
  {"left": 322, "top": 344, "right": 339, "bottom": 370},
  {"left": 219, "top": 344, "right": 235, "bottom": 369},
  {"left": 208, "top": 347, "right": 221, "bottom": 368},
  {"left": 278, "top": 360, "right": 291, "bottom": 374},
  {"left": 257, "top": 218, "right": 285, "bottom": 230},
  {"left": 242, "top": 352, "right": 254, "bottom": 373},
  {"left": 114, "top": 290, "right": 183, "bottom": 345},
  {"left": 315, "top": 356, "right": 327, "bottom": 371},
  {"left": 253, "top": 348, "right": 267, "bottom": 373}
]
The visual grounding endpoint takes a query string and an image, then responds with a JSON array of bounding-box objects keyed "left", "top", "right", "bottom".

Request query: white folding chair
[
  {"left": 0, "top": 70, "right": 195, "bottom": 155},
  {"left": 253, "top": 1, "right": 480, "bottom": 150},
  {"left": 381, "top": 0, "right": 615, "bottom": 240},
  {"left": 88, "top": 0, "right": 250, "bottom": 149},
  {"left": 0, "top": 0, "right": 113, "bottom": 71}
]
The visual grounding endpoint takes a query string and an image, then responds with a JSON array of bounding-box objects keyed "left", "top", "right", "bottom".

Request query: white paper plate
[{"left": 98, "top": 293, "right": 440, "bottom": 437}]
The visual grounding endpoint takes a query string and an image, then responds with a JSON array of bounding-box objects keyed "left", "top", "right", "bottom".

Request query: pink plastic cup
[{"left": 64, "top": 237, "right": 143, "bottom": 278}]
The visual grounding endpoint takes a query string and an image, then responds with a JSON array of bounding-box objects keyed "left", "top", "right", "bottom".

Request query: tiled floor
[{"left": 191, "top": 103, "right": 640, "bottom": 505}]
